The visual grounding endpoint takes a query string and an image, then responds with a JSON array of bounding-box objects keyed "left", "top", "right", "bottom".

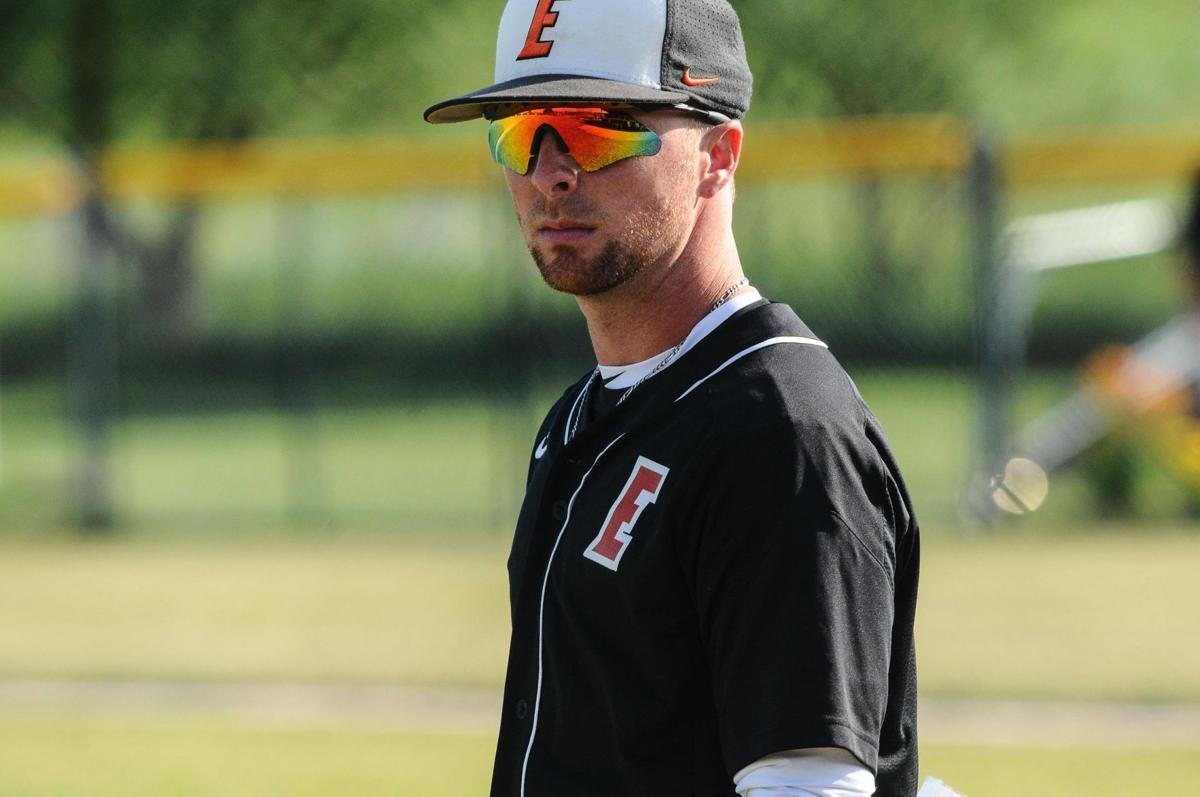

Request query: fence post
[
  {"left": 967, "top": 131, "right": 1008, "bottom": 524},
  {"left": 70, "top": 193, "right": 118, "bottom": 531},
  {"left": 277, "top": 201, "right": 324, "bottom": 527}
]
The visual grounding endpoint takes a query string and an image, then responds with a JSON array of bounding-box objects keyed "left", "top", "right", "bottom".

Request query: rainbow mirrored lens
[{"left": 488, "top": 108, "right": 662, "bottom": 175}]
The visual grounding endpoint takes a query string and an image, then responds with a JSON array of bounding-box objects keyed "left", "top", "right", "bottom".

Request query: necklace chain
[
  {"left": 708, "top": 278, "right": 751, "bottom": 314},
  {"left": 568, "top": 278, "right": 750, "bottom": 443}
]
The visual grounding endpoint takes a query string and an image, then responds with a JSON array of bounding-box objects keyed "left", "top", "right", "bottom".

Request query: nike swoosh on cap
[
  {"left": 682, "top": 68, "right": 720, "bottom": 87},
  {"left": 535, "top": 435, "right": 550, "bottom": 460}
]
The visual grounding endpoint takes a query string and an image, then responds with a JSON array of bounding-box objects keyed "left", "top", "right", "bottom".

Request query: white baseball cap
[{"left": 424, "top": 0, "right": 753, "bottom": 124}]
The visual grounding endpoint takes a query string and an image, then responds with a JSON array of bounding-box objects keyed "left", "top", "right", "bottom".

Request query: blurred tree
[
  {"left": 735, "top": 0, "right": 1052, "bottom": 330},
  {"left": 735, "top": 0, "right": 1050, "bottom": 118},
  {"left": 0, "top": 0, "right": 484, "bottom": 338}
]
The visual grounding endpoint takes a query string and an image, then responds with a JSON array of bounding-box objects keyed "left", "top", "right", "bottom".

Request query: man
[
  {"left": 1170, "top": 172, "right": 1200, "bottom": 506},
  {"left": 425, "top": 2, "right": 919, "bottom": 795},
  {"left": 1073, "top": 174, "right": 1200, "bottom": 513}
]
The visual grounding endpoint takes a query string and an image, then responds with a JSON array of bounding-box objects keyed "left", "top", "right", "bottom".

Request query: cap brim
[{"left": 424, "top": 74, "right": 691, "bottom": 124}]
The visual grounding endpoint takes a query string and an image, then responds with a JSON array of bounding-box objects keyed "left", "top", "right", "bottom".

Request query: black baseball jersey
[{"left": 491, "top": 300, "right": 920, "bottom": 797}]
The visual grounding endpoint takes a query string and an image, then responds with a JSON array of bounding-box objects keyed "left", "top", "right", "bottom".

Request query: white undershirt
[
  {"left": 598, "top": 287, "right": 875, "bottom": 795},
  {"left": 734, "top": 748, "right": 875, "bottom": 796},
  {"left": 596, "top": 288, "right": 762, "bottom": 389}
]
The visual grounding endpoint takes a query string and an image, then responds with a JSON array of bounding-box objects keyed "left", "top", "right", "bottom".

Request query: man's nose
[{"left": 528, "top": 128, "right": 580, "bottom": 196}]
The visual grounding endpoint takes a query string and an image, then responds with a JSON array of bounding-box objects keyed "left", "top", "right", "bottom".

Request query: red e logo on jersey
[
  {"left": 583, "top": 457, "right": 669, "bottom": 571},
  {"left": 516, "top": 0, "right": 563, "bottom": 60}
]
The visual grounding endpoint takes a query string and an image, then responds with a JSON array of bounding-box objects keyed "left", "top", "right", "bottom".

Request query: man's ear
[{"left": 697, "top": 121, "right": 742, "bottom": 200}]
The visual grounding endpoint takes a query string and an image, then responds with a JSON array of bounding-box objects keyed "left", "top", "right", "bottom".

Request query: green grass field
[
  {"left": 0, "top": 714, "right": 498, "bottom": 797},
  {"left": 1, "top": 533, "right": 1197, "bottom": 699},
  {"left": 0, "top": 528, "right": 1195, "bottom": 792},
  {"left": 0, "top": 531, "right": 1197, "bottom": 795}
]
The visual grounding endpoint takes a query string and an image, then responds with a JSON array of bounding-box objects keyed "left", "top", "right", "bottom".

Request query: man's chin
[
  {"left": 536, "top": 267, "right": 613, "bottom": 297},
  {"left": 531, "top": 246, "right": 633, "bottom": 297}
]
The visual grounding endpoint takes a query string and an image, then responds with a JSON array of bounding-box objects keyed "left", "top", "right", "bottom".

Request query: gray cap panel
[{"left": 661, "top": 0, "right": 753, "bottom": 119}]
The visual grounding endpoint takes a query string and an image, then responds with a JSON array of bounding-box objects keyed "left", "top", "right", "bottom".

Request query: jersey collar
[
  {"left": 559, "top": 300, "right": 821, "bottom": 455},
  {"left": 596, "top": 288, "right": 763, "bottom": 390}
]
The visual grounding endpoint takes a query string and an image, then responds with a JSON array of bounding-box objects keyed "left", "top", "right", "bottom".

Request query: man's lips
[{"left": 537, "top": 220, "right": 596, "bottom": 244}]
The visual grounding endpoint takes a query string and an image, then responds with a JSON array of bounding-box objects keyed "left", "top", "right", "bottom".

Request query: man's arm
[{"left": 677, "top": 388, "right": 906, "bottom": 783}]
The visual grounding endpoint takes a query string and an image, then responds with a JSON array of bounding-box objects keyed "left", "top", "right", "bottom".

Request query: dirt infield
[{"left": 1, "top": 679, "right": 1198, "bottom": 746}]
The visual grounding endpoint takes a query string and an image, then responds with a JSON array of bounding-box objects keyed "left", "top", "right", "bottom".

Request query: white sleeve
[{"left": 733, "top": 747, "right": 876, "bottom": 797}]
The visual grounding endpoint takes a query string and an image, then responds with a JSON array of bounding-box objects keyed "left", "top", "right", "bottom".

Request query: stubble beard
[
  {"left": 530, "top": 239, "right": 644, "bottom": 297},
  {"left": 522, "top": 194, "right": 689, "bottom": 298}
]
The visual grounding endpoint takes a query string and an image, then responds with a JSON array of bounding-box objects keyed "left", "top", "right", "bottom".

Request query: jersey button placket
[
  {"left": 515, "top": 698, "right": 529, "bottom": 720},
  {"left": 551, "top": 499, "right": 568, "bottom": 521}
]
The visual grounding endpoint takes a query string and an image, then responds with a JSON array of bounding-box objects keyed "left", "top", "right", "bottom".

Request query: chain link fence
[
  {"left": 0, "top": 120, "right": 998, "bottom": 532},
  {"left": 1, "top": 0, "right": 1198, "bottom": 533}
]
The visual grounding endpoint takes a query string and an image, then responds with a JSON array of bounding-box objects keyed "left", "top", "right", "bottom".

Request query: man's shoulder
[{"left": 688, "top": 300, "right": 868, "bottom": 435}]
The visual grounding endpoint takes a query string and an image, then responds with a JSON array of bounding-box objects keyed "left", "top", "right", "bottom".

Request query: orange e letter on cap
[{"left": 517, "top": 0, "right": 562, "bottom": 60}]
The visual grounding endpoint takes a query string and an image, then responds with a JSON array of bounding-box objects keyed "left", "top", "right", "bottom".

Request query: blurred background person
[{"left": 1076, "top": 171, "right": 1200, "bottom": 515}]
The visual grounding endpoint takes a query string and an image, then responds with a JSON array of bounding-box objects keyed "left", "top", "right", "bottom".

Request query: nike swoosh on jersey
[
  {"left": 535, "top": 435, "right": 550, "bottom": 460},
  {"left": 682, "top": 68, "right": 720, "bottom": 87}
]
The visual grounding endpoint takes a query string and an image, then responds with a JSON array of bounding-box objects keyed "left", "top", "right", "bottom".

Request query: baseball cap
[{"left": 424, "top": 0, "right": 753, "bottom": 124}]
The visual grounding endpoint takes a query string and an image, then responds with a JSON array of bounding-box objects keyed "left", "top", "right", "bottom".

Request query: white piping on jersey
[
  {"left": 675, "top": 336, "right": 829, "bottom": 402},
  {"left": 520, "top": 433, "right": 626, "bottom": 797},
  {"left": 598, "top": 288, "right": 762, "bottom": 390},
  {"left": 562, "top": 378, "right": 591, "bottom": 446}
]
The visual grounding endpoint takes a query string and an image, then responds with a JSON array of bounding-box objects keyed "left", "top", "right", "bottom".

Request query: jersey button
[
  {"left": 515, "top": 699, "right": 529, "bottom": 720},
  {"left": 551, "top": 500, "right": 568, "bottom": 521}
]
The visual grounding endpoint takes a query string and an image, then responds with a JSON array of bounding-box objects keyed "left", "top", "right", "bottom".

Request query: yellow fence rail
[
  {"left": 742, "top": 115, "right": 974, "bottom": 179},
  {"left": 1008, "top": 126, "right": 1200, "bottom": 185},
  {"left": 2, "top": 118, "right": 1199, "bottom": 218}
]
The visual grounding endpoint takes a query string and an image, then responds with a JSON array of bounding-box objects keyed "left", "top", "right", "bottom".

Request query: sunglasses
[{"left": 487, "top": 107, "right": 662, "bottom": 176}]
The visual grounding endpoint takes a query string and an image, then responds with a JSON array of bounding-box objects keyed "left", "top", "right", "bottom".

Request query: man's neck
[{"left": 577, "top": 234, "right": 746, "bottom": 366}]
